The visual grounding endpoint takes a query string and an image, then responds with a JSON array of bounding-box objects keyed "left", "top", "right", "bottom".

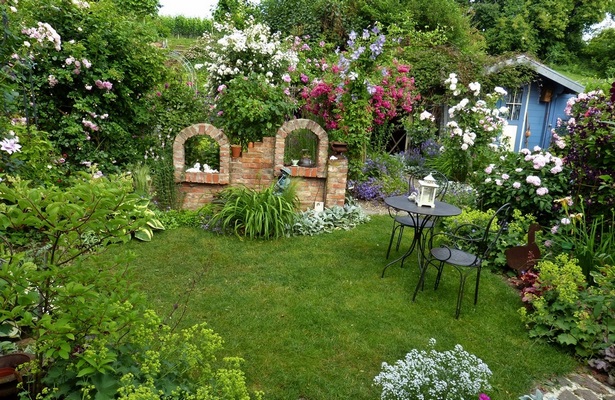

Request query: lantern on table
[{"left": 416, "top": 173, "right": 439, "bottom": 208}]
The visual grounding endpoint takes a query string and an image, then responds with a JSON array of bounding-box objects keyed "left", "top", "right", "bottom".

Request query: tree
[
  {"left": 464, "top": 0, "right": 615, "bottom": 62},
  {"left": 583, "top": 28, "right": 615, "bottom": 78}
]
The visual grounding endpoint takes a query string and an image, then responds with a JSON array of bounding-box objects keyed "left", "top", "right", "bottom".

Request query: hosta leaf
[{"left": 134, "top": 227, "right": 154, "bottom": 242}]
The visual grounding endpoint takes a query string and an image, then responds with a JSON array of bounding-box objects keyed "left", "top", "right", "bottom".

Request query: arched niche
[
  {"left": 172, "top": 123, "right": 230, "bottom": 184},
  {"left": 274, "top": 119, "right": 328, "bottom": 178}
]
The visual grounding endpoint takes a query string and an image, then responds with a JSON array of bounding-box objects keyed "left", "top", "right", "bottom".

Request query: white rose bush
[{"left": 436, "top": 73, "right": 509, "bottom": 181}]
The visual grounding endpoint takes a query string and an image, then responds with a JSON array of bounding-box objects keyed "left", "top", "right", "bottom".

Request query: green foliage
[
  {"left": 185, "top": 135, "right": 221, "bottom": 171},
  {"left": 0, "top": 174, "right": 159, "bottom": 256},
  {"left": 520, "top": 257, "right": 615, "bottom": 358},
  {"left": 468, "top": 0, "right": 612, "bottom": 62},
  {"left": 0, "top": 175, "right": 258, "bottom": 399},
  {"left": 291, "top": 203, "right": 370, "bottom": 236},
  {"left": 546, "top": 199, "right": 615, "bottom": 281},
  {"left": 154, "top": 207, "right": 214, "bottom": 230},
  {"left": 433, "top": 76, "right": 509, "bottom": 182},
  {"left": 555, "top": 89, "right": 615, "bottom": 220},
  {"left": 583, "top": 29, "right": 615, "bottom": 78},
  {"left": 209, "top": 185, "right": 299, "bottom": 239},
  {"left": 138, "top": 78, "right": 210, "bottom": 210},
  {"left": 259, "top": 0, "right": 324, "bottom": 39},
  {"left": 213, "top": 73, "right": 297, "bottom": 148}
]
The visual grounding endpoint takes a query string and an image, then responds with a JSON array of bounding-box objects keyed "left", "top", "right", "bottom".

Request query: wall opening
[
  {"left": 184, "top": 135, "right": 220, "bottom": 172},
  {"left": 284, "top": 129, "right": 319, "bottom": 166}
]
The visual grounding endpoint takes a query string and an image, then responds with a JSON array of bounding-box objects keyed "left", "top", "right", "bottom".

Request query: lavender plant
[{"left": 374, "top": 338, "right": 492, "bottom": 400}]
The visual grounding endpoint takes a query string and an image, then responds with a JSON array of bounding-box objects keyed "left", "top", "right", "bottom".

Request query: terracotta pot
[
  {"left": 230, "top": 145, "right": 242, "bottom": 158},
  {"left": 247, "top": 142, "right": 254, "bottom": 148}
]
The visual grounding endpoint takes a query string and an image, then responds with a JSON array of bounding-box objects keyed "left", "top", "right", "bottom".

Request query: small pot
[{"left": 230, "top": 145, "right": 242, "bottom": 158}]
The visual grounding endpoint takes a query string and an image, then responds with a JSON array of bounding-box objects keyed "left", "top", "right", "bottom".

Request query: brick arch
[
  {"left": 173, "top": 123, "right": 230, "bottom": 184},
  {"left": 275, "top": 119, "right": 329, "bottom": 178}
]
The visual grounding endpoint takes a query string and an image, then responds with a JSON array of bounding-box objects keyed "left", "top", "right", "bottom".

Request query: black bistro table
[{"left": 382, "top": 196, "right": 461, "bottom": 277}]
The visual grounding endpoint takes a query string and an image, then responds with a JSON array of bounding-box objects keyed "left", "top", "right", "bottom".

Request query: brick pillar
[{"left": 325, "top": 156, "right": 348, "bottom": 208}]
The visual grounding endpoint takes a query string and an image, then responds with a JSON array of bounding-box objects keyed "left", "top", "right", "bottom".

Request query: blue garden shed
[{"left": 493, "top": 55, "right": 585, "bottom": 152}]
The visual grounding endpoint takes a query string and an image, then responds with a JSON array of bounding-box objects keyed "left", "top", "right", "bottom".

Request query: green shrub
[
  {"left": 520, "top": 256, "right": 615, "bottom": 358},
  {"left": 209, "top": 185, "right": 298, "bottom": 239}
]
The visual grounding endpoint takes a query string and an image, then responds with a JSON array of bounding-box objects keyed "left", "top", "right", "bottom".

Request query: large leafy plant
[
  {"left": 4, "top": 0, "right": 168, "bottom": 173},
  {"left": 212, "top": 73, "right": 297, "bottom": 147}
]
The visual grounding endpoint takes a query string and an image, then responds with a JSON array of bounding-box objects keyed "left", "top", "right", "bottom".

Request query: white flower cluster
[
  {"left": 443, "top": 75, "right": 509, "bottom": 152},
  {"left": 198, "top": 19, "right": 298, "bottom": 91},
  {"left": 22, "top": 22, "right": 62, "bottom": 51},
  {"left": 374, "top": 338, "right": 492, "bottom": 400}
]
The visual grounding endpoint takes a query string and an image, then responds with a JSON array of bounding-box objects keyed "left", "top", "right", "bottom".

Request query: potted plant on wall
[{"left": 212, "top": 73, "right": 297, "bottom": 155}]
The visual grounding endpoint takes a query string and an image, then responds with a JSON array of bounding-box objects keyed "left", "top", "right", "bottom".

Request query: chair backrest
[
  {"left": 478, "top": 203, "right": 512, "bottom": 259},
  {"left": 408, "top": 169, "right": 448, "bottom": 201}
]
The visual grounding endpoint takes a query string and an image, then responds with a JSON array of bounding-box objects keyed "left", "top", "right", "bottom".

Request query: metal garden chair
[{"left": 412, "top": 203, "right": 511, "bottom": 318}]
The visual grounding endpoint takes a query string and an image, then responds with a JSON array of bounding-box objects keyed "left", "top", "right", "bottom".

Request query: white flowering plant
[
  {"left": 436, "top": 73, "right": 509, "bottom": 181},
  {"left": 187, "top": 17, "right": 298, "bottom": 93},
  {"left": 373, "top": 338, "right": 492, "bottom": 400},
  {"left": 474, "top": 145, "right": 570, "bottom": 225}
]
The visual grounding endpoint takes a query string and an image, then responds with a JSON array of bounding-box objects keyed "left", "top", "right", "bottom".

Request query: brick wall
[{"left": 172, "top": 120, "right": 348, "bottom": 210}]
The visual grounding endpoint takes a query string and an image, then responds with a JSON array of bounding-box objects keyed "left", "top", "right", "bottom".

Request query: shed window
[{"left": 505, "top": 89, "right": 523, "bottom": 120}]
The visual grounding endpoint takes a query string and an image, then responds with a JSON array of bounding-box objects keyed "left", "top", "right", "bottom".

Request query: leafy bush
[
  {"left": 208, "top": 185, "right": 298, "bottom": 239},
  {"left": 442, "top": 181, "right": 478, "bottom": 209},
  {"left": 291, "top": 203, "right": 370, "bottom": 236},
  {"left": 555, "top": 88, "right": 615, "bottom": 220},
  {"left": 434, "top": 74, "right": 509, "bottom": 182},
  {"left": 8, "top": 0, "right": 169, "bottom": 173},
  {"left": 545, "top": 198, "right": 615, "bottom": 280},
  {"left": 519, "top": 256, "right": 615, "bottom": 358},
  {"left": 212, "top": 73, "right": 297, "bottom": 147},
  {"left": 374, "top": 338, "right": 492, "bottom": 400}
]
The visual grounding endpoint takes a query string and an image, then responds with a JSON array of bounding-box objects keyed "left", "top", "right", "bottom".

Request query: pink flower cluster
[
  {"left": 65, "top": 56, "right": 92, "bottom": 75},
  {"left": 22, "top": 22, "right": 62, "bottom": 51},
  {"left": 82, "top": 119, "right": 99, "bottom": 131},
  {"left": 95, "top": 80, "right": 113, "bottom": 90}
]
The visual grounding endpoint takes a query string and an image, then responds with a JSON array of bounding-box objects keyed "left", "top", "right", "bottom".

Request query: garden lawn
[{"left": 109, "top": 215, "right": 579, "bottom": 399}]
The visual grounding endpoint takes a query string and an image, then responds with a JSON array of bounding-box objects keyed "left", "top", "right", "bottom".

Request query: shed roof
[{"left": 489, "top": 55, "right": 585, "bottom": 94}]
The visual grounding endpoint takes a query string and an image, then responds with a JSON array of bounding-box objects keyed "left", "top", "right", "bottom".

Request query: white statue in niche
[{"left": 185, "top": 162, "right": 218, "bottom": 173}]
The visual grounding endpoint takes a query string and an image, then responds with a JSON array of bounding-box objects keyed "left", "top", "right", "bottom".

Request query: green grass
[{"left": 107, "top": 216, "right": 579, "bottom": 399}]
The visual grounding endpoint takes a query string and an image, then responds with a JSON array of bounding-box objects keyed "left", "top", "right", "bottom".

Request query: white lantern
[{"left": 416, "top": 173, "right": 439, "bottom": 208}]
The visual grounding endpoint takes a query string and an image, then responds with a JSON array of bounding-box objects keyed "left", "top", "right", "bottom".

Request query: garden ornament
[{"left": 274, "top": 167, "right": 291, "bottom": 195}]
